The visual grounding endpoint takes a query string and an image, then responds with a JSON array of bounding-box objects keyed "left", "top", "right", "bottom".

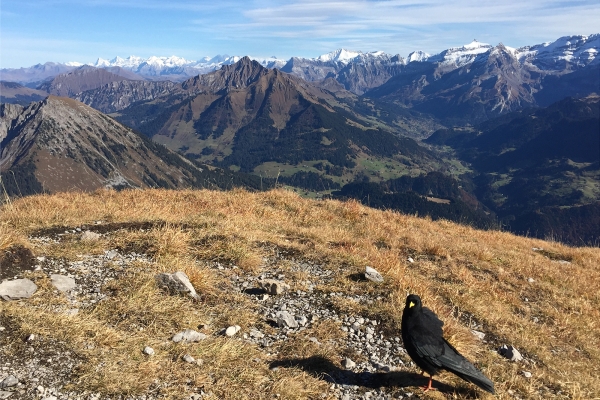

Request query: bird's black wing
[
  {"left": 405, "top": 307, "right": 446, "bottom": 366},
  {"left": 437, "top": 339, "right": 496, "bottom": 394}
]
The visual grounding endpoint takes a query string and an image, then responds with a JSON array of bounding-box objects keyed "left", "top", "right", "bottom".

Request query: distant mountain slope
[
  {"left": 73, "top": 80, "right": 177, "bottom": 113},
  {"left": 0, "top": 62, "right": 77, "bottom": 87},
  {"left": 37, "top": 66, "right": 140, "bottom": 97},
  {"left": 364, "top": 35, "right": 599, "bottom": 123},
  {"left": 0, "top": 96, "right": 269, "bottom": 195},
  {"left": 425, "top": 96, "right": 600, "bottom": 244},
  {"left": 114, "top": 57, "right": 441, "bottom": 181},
  {"left": 0, "top": 82, "right": 47, "bottom": 105},
  {"left": 366, "top": 44, "right": 540, "bottom": 123}
]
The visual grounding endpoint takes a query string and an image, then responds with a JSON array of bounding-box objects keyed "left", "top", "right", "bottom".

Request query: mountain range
[{"left": 3, "top": 34, "right": 598, "bottom": 87}]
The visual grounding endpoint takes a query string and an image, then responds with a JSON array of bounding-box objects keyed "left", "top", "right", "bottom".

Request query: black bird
[{"left": 401, "top": 294, "right": 495, "bottom": 394}]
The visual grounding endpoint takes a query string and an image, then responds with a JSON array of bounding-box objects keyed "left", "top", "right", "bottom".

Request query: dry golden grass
[{"left": 1, "top": 188, "right": 599, "bottom": 399}]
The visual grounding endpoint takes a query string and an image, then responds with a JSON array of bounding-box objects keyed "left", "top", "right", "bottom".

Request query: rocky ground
[{"left": 1, "top": 227, "right": 495, "bottom": 400}]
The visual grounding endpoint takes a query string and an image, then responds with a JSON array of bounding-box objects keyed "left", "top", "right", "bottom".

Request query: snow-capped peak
[
  {"left": 317, "top": 49, "right": 363, "bottom": 63},
  {"left": 407, "top": 50, "right": 430, "bottom": 63},
  {"left": 428, "top": 40, "right": 493, "bottom": 67},
  {"left": 515, "top": 34, "right": 600, "bottom": 68},
  {"left": 94, "top": 58, "right": 111, "bottom": 67}
]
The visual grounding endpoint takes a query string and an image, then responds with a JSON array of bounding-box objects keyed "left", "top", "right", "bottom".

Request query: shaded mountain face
[
  {"left": 0, "top": 96, "right": 260, "bottom": 195},
  {"left": 425, "top": 96, "right": 600, "bottom": 244},
  {"left": 362, "top": 36, "right": 599, "bottom": 123},
  {"left": 366, "top": 44, "right": 542, "bottom": 123},
  {"left": 0, "top": 82, "right": 47, "bottom": 105},
  {"left": 37, "top": 66, "right": 141, "bottom": 97},
  {"left": 0, "top": 62, "right": 77, "bottom": 87},
  {"left": 73, "top": 80, "right": 177, "bottom": 113},
  {"left": 115, "top": 57, "right": 439, "bottom": 180}
]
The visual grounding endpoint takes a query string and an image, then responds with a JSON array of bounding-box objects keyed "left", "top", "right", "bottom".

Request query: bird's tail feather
[{"left": 439, "top": 342, "right": 495, "bottom": 394}]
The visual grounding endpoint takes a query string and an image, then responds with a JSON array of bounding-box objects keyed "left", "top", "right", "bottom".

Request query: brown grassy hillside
[{"left": 1, "top": 189, "right": 599, "bottom": 399}]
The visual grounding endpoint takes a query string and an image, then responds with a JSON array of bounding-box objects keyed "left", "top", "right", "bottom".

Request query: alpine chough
[{"left": 401, "top": 294, "right": 495, "bottom": 394}]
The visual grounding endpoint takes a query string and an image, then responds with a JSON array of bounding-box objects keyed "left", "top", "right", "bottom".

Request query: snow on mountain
[
  {"left": 427, "top": 40, "right": 494, "bottom": 68},
  {"left": 85, "top": 54, "right": 287, "bottom": 80},
  {"left": 515, "top": 34, "right": 600, "bottom": 69},
  {"left": 315, "top": 49, "right": 395, "bottom": 64},
  {"left": 407, "top": 51, "right": 430, "bottom": 63},
  {"left": 317, "top": 49, "right": 364, "bottom": 63}
]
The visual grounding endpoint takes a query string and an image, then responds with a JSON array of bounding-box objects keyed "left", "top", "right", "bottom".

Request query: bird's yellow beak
[{"left": 409, "top": 301, "right": 415, "bottom": 308}]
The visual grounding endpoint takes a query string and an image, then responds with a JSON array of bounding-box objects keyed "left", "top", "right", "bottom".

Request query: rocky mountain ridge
[{"left": 0, "top": 96, "right": 268, "bottom": 195}]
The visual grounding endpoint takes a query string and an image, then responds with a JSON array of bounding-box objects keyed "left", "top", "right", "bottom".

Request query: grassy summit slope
[{"left": 1, "top": 189, "right": 599, "bottom": 399}]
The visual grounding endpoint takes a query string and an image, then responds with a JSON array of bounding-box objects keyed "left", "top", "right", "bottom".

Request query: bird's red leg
[{"left": 421, "top": 375, "right": 436, "bottom": 392}]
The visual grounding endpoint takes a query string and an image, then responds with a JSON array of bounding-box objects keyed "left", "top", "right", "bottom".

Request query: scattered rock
[
  {"left": 249, "top": 328, "right": 264, "bottom": 339},
  {"left": 528, "top": 277, "right": 535, "bottom": 283},
  {"left": 225, "top": 325, "right": 241, "bottom": 337},
  {"left": 296, "top": 315, "right": 308, "bottom": 326},
  {"left": 172, "top": 329, "right": 206, "bottom": 343},
  {"left": 104, "top": 250, "right": 119, "bottom": 260},
  {"left": 182, "top": 354, "right": 196, "bottom": 363},
  {"left": 156, "top": 271, "right": 199, "bottom": 299},
  {"left": 258, "top": 279, "right": 290, "bottom": 295},
  {"left": 499, "top": 344, "right": 523, "bottom": 362},
  {"left": 364, "top": 266, "right": 384, "bottom": 283},
  {"left": 0, "top": 375, "right": 18, "bottom": 389},
  {"left": 143, "top": 346, "right": 155, "bottom": 356},
  {"left": 341, "top": 358, "right": 356, "bottom": 369},
  {"left": 407, "top": 257, "right": 414, "bottom": 263},
  {"left": 26, "top": 334, "right": 35, "bottom": 342},
  {"left": 471, "top": 330, "right": 485, "bottom": 341},
  {"left": 0, "top": 391, "right": 13, "bottom": 399},
  {"left": 276, "top": 311, "right": 298, "bottom": 328},
  {"left": 50, "top": 274, "right": 76, "bottom": 292},
  {"left": 0, "top": 278, "right": 38, "bottom": 300},
  {"left": 522, "top": 371, "right": 532, "bottom": 378},
  {"left": 80, "top": 231, "right": 101, "bottom": 241}
]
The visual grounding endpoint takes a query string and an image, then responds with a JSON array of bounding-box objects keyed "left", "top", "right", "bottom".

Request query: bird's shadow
[{"left": 269, "top": 356, "right": 482, "bottom": 398}]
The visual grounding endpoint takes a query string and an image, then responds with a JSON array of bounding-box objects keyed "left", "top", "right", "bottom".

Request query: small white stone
[
  {"left": 225, "top": 326, "right": 240, "bottom": 337},
  {"left": 0, "top": 375, "right": 18, "bottom": 388},
  {"left": 522, "top": 371, "right": 532, "bottom": 378},
  {"left": 80, "top": 230, "right": 101, "bottom": 241},
  {"left": 528, "top": 277, "right": 535, "bottom": 283},
  {"left": 471, "top": 330, "right": 485, "bottom": 341},
  {"left": 0, "top": 279, "right": 38, "bottom": 300},
  {"left": 341, "top": 358, "right": 356, "bottom": 369},
  {"left": 172, "top": 329, "right": 206, "bottom": 343},
  {"left": 50, "top": 274, "right": 77, "bottom": 292},
  {"left": 182, "top": 354, "right": 196, "bottom": 363},
  {"left": 143, "top": 346, "right": 155, "bottom": 356},
  {"left": 407, "top": 257, "right": 414, "bottom": 263},
  {"left": 364, "top": 266, "right": 384, "bottom": 283}
]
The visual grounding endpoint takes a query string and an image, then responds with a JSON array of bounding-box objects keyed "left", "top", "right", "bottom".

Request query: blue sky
[{"left": 1, "top": 0, "right": 599, "bottom": 68}]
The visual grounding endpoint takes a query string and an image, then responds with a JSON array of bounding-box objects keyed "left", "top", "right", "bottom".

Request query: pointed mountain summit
[
  {"left": 182, "top": 56, "right": 269, "bottom": 93},
  {"left": 115, "top": 57, "right": 436, "bottom": 180}
]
